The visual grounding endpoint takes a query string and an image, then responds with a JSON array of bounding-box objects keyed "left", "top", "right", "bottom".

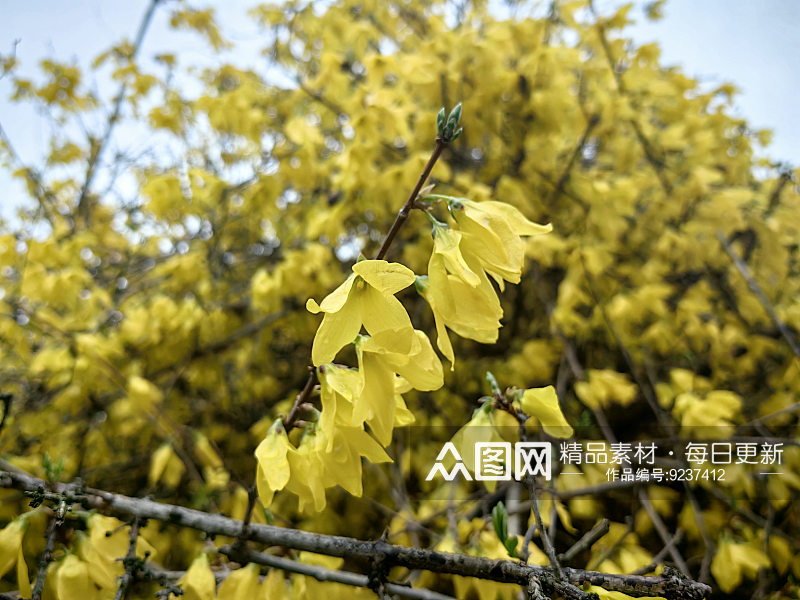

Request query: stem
[
  {"left": 114, "top": 517, "right": 142, "bottom": 600},
  {"left": 282, "top": 366, "right": 318, "bottom": 431},
  {"left": 221, "top": 545, "right": 458, "bottom": 600},
  {"left": 374, "top": 138, "right": 447, "bottom": 260},
  {"left": 31, "top": 517, "right": 58, "bottom": 600}
]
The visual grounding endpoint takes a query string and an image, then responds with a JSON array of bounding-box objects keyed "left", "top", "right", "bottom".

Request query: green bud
[
  {"left": 447, "top": 102, "right": 462, "bottom": 127},
  {"left": 436, "top": 107, "right": 446, "bottom": 135}
]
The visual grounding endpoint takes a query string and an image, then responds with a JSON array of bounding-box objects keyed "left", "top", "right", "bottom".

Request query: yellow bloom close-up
[
  {"left": 254, "top": 420, "right": 292, "bottom": 507},
  {"left": 306, "top": 259, "right": 416, "bottom": 366},
  {"left": 446, "top": 197, "right": 552, "bottom": 288},
  {"left": 355, "top": 331, "right": 442, "bottom": 445}
]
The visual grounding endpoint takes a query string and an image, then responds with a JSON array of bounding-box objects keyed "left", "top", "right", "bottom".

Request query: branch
[
  {"left": 374, "top": 137, "right": 447, "bottom": 260},
  {"left": 114, "top": 517, "right": 142, "bottom": 600},
  {"left": 31, "top": 516, "right": 58, "bottom": 600},
  {"left": 220, "top": 545, "right": 458, "bottom": 600},
  {"left": 75, "top": 0, "right": 162, "bottom": 224},
  {"left": 559, "top": 519, "right": 609, "bottom": 564},
  {"left": 0, "top": 471, "right": 711, "bottom": 600},
  {"left": 717, "top": 230, "right": 800, "bottom": 360}
]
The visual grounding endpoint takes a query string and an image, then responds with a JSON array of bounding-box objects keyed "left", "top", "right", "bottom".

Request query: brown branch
[
  {"left": 638, "top": 490, "right": 688, "bottom": 575},
  {"left": 559, "top": 519, "right": 610, "bottom": 564},
  {"left": 31, "top": 516, "right": 58, "bottom": 600},
  {"left": 114, "top": 517, "right": 142, "bottom": 600},
  {"left": 717, "top": 230, "right": 800, "bottom": 360},
  {"left": 0, "top": 470, "right": 711, "bottom": 600},
  {"left": 374, "top": 138, "right": 447, "bottom": 260},
  {"left": 221, "top": 545, "right": 458, "bottom": 600}
]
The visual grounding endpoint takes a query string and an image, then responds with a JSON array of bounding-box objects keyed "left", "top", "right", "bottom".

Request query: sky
[{"left": 1, "top": 0, "right": 798, "bottom": 223}]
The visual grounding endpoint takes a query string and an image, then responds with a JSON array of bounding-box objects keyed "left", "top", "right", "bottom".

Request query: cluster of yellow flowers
[{"left": 254, "top": 198, "right": 551, "bottom": 511}]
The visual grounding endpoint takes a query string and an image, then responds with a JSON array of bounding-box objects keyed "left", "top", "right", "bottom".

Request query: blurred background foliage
[{"left": 0, "top": 0, "right": 798, "bottom": 598}]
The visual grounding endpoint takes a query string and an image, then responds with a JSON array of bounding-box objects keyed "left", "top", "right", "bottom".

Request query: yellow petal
[
  {"left": 432, "top": 225, "right": 480, "bottom": 286},
  {"left": 355, "top": 346, "right": 396, "bottom": 446},
  {"left": 310, "top": 295, "right": 362, "bottom": 365},
  {"left": 148, "top": 443, "right": 174, "bottom": 487},
  {"left": 254, "top": 428, "right": 291, "bottom": 491},
  {"left": 384, "top": 330, "right": 443, "bottom": 392},
  {"left": 55, "top": 555, "right": 96, "bottom": 600},
  {"left": 17, "top": 544, "right": 31, "bottom": 598},
  {"left": 217, "top": 564, "right": 260, "bottom": 600},
  {"left": 308, "top": 274, "right": 356, "bottom": 313},
  {"left": 481, "top": 201, "right": 553, "bottom": 236},
  {"left": 358, "top": 286, "right": 415, "bottom": 355},
  {"left": 0, "top": 519, "right": 25, "bottom": 579},
  {"left": 179, "top": 554, "right": 216, "bottom": 600},
  {"left": 520, "top": 386, "right": 573, "bottom": 438},
  {"left": 261, "top": 569, "right": 287, "bottom": 600},
  {"left": 352, "top": 260, "right": 414, "bottom": 294}
]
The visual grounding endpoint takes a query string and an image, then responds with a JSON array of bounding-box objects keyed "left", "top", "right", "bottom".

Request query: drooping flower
[
  {"left": 446, "top": 197, "right": 552, "bottom": 289},
  {"left": 217, "top": 563, "right": 260, "bottom": 600},
  {"left": 519, "top": 385, "right": 573, "bottom": 438},
  {"left": 284, "top": 432, "right": 329, "bottom": 512},
  {"left": 320, "top": 425, "right": 391, "bottom": 497},
  {"left": 0, "top": 518, "right": 26, "bottom": 581},
  {"left": 254, "top": 419, "right": 292, "bottom": 507},
  {"left": 55, "top": 555, "right": 96, "bottom": 600},
  {"left": 354, "top": 331, "right": 443, "bottom": 445},
  {"left": 306, "top": 259, "right": 417, "bottom": 366},
  {"left": 418, "top": 224, "right": 504, "bottom": 365}
]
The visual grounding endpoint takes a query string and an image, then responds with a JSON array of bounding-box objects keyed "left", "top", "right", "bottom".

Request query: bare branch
[
  {"left": 0, "top": 470, "right": 711, "bottom": 600},
  {"left": 717, "top": 230, "right": 800, "bottom": 360}
]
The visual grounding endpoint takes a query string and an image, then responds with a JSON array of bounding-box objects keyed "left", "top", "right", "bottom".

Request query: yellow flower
[
  {"left": 318, "top": 364, "right": 417, "bottom": 450},
  {"left": 449, "top": 403, "right": 507, "bottom": 475},
  {"left": 355, "top": 331, "right": 443, "bottom": 445},
  {"left": 318, "top": 364, "right": 361, "bottom": 449},
  {"left": 306, "top": 260, "right": 416, "bottom": 366},
  {"left": 320, "top": 425, "right": 391, "bottom": 497},
  {"left": 285, "top": 432, "right": 328, "bottom": 512},
  {"left": 55, "top": 555, "right": 97, "bottom": 600},
  {"left": 254, "top": 420, "right": 292, "bottom": 507},
  {"left": 179, "top": 554, "right": 216, "bottom": 600},
  {"left": 447, "top": 197, "right": 551, "bottom": 288},
  {"left": 0, "top": 518, "right": 26, "bottom": 581},
  {"left": 217, "top": 563, "right": 260, "bottom": 600},
  {"left": 418, "top": 226, "right": 503, "bottom": 365},
  {"left": 711, "top": 540, "right": 771, "bottom": 593},
  {"left": 519, "top": 386, "right": 573, "bottom": 439}
]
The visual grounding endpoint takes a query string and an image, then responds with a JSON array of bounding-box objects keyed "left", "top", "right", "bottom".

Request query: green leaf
[
  {"left": 492, "top": 501, "right": 508, "bottom": 543},
  {"left": 504, "top": 537, "right": 519, "bottom": 558}
]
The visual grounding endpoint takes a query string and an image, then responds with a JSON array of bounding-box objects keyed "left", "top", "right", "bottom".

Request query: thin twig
[
  {"left": 374, "top": 138, "right": 447, "bottom": 260},
  {"left": 638, "top": 490, "right": 688, "bottom": 575},
  {"left": 221, "top": 545, "right": 457, "bottom": 600},
  {"left": 75, "top": 0, "right": 162, "bottom": 223},
  {"left": 632, "top": 528, "right": 684, "bottom": 576},
  {"left": 114, "top": 516, "right": 142, "bottom": 600},
  {"left": 528, "top": 480, "right": 563, "bottom": 579},
  {"left": 31, "top": 517, "right": 58, "bottom": 600},
  {"left": 717, "top": 230, "right": 800, "bottom": 360},
  {"left": 559, "top": 519, "right": 610, "bottom": 564}
]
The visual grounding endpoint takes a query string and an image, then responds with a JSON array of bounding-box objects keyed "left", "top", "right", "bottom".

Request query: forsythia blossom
[
  {"left": 447, "top": 197, "right": 552, "bottom": 289},
  {"left": 306, "top": 259, "right": 416, "bottom": 365}
]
